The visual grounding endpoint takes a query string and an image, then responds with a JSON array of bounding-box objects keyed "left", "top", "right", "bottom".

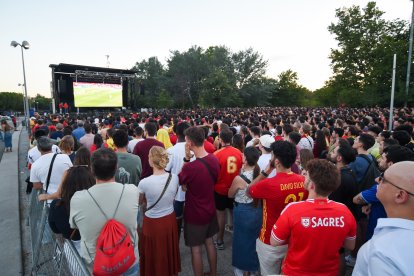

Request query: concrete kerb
[{"left": 0, "top": 125, "right": 23, "bottom": 274}]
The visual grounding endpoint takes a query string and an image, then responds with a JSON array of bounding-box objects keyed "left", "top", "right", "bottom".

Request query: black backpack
[{"left": 357, "top": 154, "right": 381, "bottom": 192}]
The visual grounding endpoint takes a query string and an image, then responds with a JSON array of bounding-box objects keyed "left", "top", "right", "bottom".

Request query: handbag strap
[
  {"left": 87, "top": 184, "right": 126, "bottom": 220},
  {"left": 198, "top": 157, "right": 217, "bottom": 184},
  {"left": 239, "top": 173, "right": 251, "bottom": 184},
  {"left": 147, "top": 173, "right": 172, "bottom": 212},
  {"left": 45, "top": 153, "right": 58, "bottom": 193},
  {"left": 305, "top": 136, "right": 312, "bottom": 148}
]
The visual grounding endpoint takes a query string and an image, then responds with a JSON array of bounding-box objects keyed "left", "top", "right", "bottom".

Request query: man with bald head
[{"left": 353, "top": 161, "right": 414, "bottom": 275}]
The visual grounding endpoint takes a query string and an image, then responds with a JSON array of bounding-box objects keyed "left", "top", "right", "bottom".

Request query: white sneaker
[{"left": 345, "top": 255, "right": 356, "bottom": 267}]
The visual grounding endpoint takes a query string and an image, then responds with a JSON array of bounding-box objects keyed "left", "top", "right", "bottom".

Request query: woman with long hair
[
  {"left": 73, "top": 146, "right": 91, "bottom": 167},
  {"left": 1, "top": 120, "right": 14, "bottom": 152},
  {"left": 299, "top": 148, "right": 314, "bottom": 174},
  {"left": 90, "top": 134, "right": 105, "bottom": 153},
  {"left": 47, "top": 165, "right": 95, "bottom": 248},
  {"left": 138, "top": 146, "right": 181, "bottom": 276},
  {"left": 228, "top": 146, "right": 262, "bottom": 276},
  {"left": 60, "top": 135, "right": 75, "bottom": 162},
  {"left": 232, "top": 133, "right": 245, "bottom": 153},
  {"left": 313, "top": 130, "right": 328, "bottom": 158}
]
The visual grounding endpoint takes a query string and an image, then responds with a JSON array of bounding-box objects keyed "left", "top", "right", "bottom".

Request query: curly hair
[{"left": 149, "top": 146, "right": 169, "bottom": 169}]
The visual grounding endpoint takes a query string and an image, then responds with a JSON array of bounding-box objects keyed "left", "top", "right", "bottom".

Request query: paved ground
[
  {"left": 179, "top": 227, "right": 234, "bottom": 275},
  {"left": 18, "top": 126, "right": 32, "bottom": 275},
  {"left": 0, "top": 122, "right": 24, "bottom": 275}
]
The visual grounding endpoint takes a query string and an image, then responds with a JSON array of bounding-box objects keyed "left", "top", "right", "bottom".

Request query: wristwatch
[
  {"left": 183, "top": 157, "right": 191, "bottom": 163},
  {"left": 261, "top": 170, "right": 269, "bottom": 177}
]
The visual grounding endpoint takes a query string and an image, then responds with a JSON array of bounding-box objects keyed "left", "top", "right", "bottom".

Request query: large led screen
[{"left": 73, "top": 82, "right": 123, "bottom": 107}]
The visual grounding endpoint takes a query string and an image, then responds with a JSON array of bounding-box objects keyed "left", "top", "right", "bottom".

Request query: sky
[{"left": 0, "top": 0, "right": 412, "bottom": 98}]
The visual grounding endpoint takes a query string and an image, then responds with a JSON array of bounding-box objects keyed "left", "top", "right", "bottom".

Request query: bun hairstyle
[{"left": 149, "top": 146, "right": 169, "bottom": 169}]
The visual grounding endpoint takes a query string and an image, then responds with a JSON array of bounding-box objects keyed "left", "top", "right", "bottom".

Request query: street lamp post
[
  {"left": 11, "top": 40, "right": 31, "bottom": 135},
  {"left": 405, "top": 0, "right": 414, "bottom": 107},
  {"left": 18, "top": 83, "right": 27, "bottom": 129}
]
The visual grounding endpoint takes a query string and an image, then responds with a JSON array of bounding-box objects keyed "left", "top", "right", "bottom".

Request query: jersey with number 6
[
  {"left": 250, "top": 172, "right": 307, "bottom": 244},
  {"left": 213, "top": 146, "right": 243, "bottom": 196}
]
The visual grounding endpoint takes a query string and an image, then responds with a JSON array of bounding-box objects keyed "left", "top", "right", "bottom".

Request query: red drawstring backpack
[{"left": 86, "top": 185, "right": 136, "bottom": 275}]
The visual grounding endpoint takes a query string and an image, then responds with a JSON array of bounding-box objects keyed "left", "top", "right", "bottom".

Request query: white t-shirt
[
  {"left": 30, "top": 153, "right": 72, "bottom": 195},
  {"left": 257, "top": 153, "right": 276, "bottom": 178},
  {"left": 235, "top": 170, "right": 254, "bottom": 204},
  {"left": 127, "top": 138, "right": 144, "bottom": 153},
  {"left": 165, "top": 142, "right": 195, "bottom": 202},
  {"left": 234, "top": 125, "right": 241, "bottom": 134},
  {"left": 27, "top": 144, "right": 61, "bottom": 165},
  {"left": 246, "top": 137, "right": 260, "bottom": 148},
  {"left": 299, "top": 136, "right": 314, "bottom": 150},
  {"left": 138, "top": 173, "right": 179, "bottom": 218}
]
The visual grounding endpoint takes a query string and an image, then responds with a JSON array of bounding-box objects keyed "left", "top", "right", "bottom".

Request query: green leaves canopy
[{"left": 327, "top": 1, "right": 412, "bottom": 106}]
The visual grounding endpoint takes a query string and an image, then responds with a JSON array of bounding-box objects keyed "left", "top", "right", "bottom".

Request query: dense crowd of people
[{"left": 26, "top": 106, "right": 414, "bottom": 276}]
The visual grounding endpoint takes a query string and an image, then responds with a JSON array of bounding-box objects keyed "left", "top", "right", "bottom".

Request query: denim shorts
[{"left": 174, "top": 200, "right": 184, "bottom": 219}]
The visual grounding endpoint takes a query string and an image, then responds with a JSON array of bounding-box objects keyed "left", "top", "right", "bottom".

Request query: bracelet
[
  {"left": 183, "top": 157, "right": 191, "bottom": 163},
  {"left": 261, "top": 170, "right": 269, "bottom": 177}
]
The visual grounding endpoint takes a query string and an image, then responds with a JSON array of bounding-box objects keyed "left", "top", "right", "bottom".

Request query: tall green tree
[
  {"left": 131, "top": 57, "right": 166, "bottom": 107},
  {"left": 273, "top": 70, "right": 311, "bottom": 106},
  {"left": 30, "top": 94, "right": 52, "bottom": 111},
  {"left": 328, "top": 2, "right": 411, "bottom": 106},
  {"left": 166, "top": 46, "right": 209, "bottom": 107},
  {"left": 232, "top": 47, "right": 268, "bottom": 89},
  {"left": 0, "top": 92, "right": 24, "bottom": 111}
]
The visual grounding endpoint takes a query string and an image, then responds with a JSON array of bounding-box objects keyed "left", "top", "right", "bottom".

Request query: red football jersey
[
  {"left": 272, "top": 199, "right": 357, "bottom": 276},
  {"left": 250, "top": 172, "right": 307, "bottom": 244},
  {"left": 204, "top": 140, "right": 216, "bottom": 154},
  {"left": 213, "top": 146, "right": 242, "bottom": 195}
]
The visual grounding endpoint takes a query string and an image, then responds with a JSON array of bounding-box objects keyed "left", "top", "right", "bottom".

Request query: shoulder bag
[
  {"left": 45, "top": 153, "right": 59, "bottom": 194},
  {"left": 146, "top": 173, "right": 172, "bottom": 212}
]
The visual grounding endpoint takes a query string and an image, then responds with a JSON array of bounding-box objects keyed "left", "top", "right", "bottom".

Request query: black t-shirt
[
  {"left": 48, "top": 199, "right": 80, "bottom": 240},
  {"left": 244, "top": 134, "right": 252, "bottom": 146},
  {"left": 329, "top": 166, "right": 359, "bottom": 220},
  {"left": 406, "top": 141, "right": 414, "bottom": 152}
]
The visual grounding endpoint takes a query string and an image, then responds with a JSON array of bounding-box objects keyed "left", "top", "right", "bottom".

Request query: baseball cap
[{"left": 259, "top": 135, "right": 274, "bottom": 150}]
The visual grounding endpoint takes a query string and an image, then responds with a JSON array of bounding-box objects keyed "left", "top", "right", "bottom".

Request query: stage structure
[{"left": 49, "top": 63, "right": 137, "bottom": 113}]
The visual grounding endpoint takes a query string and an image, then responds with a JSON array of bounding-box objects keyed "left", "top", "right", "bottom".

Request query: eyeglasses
[{"left": 378, "top": 172, "right": 414, "bottom": 197}]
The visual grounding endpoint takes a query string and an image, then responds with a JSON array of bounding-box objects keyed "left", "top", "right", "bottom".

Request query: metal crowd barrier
[{"left": 28, "top": 190, "right": 90, "bottom": 276}]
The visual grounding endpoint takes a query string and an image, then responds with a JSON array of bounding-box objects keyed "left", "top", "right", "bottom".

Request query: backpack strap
[
  {"left": 87, "top": 184, "right": 126, "bottom": 220},
  {"left": 358, "top": 154, "right": 373, "bottom": 180},
  {"left": 45, "top": 153, "right": 59, "bottom": 194},
  {"left": 343, "top": 166, "right": 358, "bottom": 182},
  {"left": 146, "top": 173, "right": 172, "bottom": 212},
  {"left": 198, "top": 157, "right": 217, "bottom": 184}
]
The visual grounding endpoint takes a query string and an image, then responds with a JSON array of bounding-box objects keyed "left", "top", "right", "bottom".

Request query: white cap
[{"left": 259, "top": 135, "right": 274, "bottom": 149}]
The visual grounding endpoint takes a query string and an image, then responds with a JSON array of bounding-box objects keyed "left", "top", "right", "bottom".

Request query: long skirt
[
  {"left": 232, "top": 202, "right": 262, "bottom": 272},
  {"left": 140, "top": 212, "right": 181, "bottom": 276},
  {"left": 4, "top": 132, "right": 12, "bottom": 148}
]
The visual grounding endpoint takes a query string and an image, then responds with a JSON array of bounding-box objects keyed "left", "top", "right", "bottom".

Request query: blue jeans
[
  {"left": 3, "top": 132, "right": 12, "bottom": 148},
  {"left": 174, "top": 200, "right": 184, "bottom": 219},
  {"left": 123, "top": 262, "right": 139, "bottom": 276}
]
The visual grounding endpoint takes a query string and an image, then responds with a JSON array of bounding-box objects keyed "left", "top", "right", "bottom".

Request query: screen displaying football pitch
[{"left": 73, "top": 82, "right": 123, "bottom": 107}]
